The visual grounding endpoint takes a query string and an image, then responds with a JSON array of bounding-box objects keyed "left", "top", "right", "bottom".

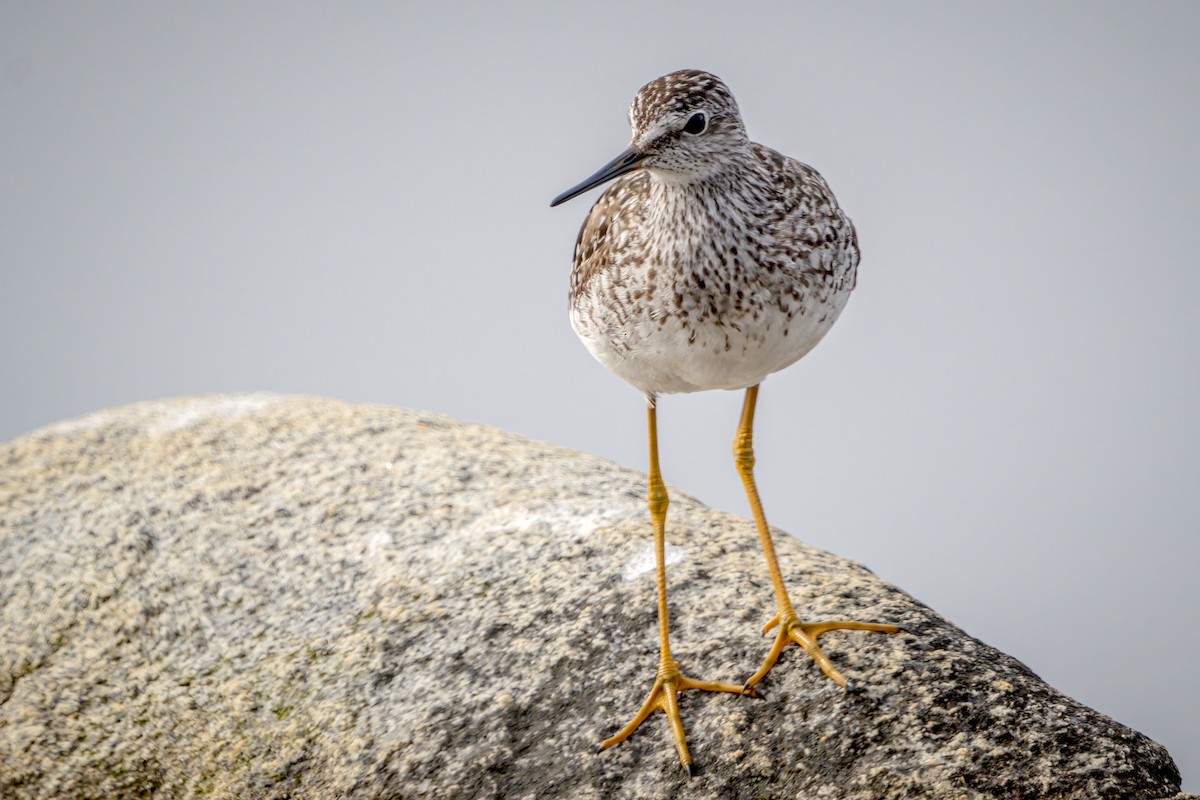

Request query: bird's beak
[{"left": 550, "top": 145, "right": 645, "bottom": 207}]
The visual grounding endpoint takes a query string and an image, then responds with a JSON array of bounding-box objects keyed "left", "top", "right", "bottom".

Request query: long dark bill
[{"left": 550, "top": 145, "right": 645, "bottom": 207}]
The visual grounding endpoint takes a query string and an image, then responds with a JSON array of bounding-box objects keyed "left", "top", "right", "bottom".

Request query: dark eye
[{"left": 682, "top": 112, "right": 707, "bottom": 135}]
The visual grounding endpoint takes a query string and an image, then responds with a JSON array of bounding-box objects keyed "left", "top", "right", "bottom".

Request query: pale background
[{"left": 2, "top": 2, "right": 1197, "bottom": 789}]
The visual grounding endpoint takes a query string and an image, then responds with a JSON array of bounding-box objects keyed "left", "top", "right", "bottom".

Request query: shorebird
[{"left": 551, "top": 69, "right": 898, "bottom": 775}]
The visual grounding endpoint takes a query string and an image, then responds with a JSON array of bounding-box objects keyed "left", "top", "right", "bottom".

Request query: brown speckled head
[
  {"left": 549, "top": 69, "right": 753, "bottom": 207},
  {"left": 627, "top": 69, "right": 751, "bottom": 179},
  {"left": 629, "top": 70, "right": 738, "bottom": 132}
]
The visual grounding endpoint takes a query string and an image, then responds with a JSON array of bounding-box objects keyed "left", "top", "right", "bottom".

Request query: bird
[{"left": 550, "top": 69, "right": 899, "bottom": 775}]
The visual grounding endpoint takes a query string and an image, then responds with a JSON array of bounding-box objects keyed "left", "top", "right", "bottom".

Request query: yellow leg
[
  {"left": 734, "top": 385, "right": 899, "bottom": 691},
  {"left": 600, "top": 400, "right": 751, "bottom": 775}
]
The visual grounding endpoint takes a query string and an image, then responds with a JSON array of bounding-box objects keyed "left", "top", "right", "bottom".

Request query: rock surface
[{"left": 0, "top": 395, "right": 1190, "bottom": 799}]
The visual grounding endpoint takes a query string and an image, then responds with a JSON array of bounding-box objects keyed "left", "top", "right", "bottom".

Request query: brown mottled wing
[
  {"left": 568, "top": 173, "right": 648, "bottom": 305},
  {"left": 752, "top": 143, "right": 860, "bottom": 293}
]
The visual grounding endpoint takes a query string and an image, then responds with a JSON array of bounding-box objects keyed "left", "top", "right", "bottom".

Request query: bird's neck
[
  {"left": 644, "top": 161, "right": 767, "bottom": 232},
  {"left": 641, "top": 165, "right": 772, "bottom": 280}
]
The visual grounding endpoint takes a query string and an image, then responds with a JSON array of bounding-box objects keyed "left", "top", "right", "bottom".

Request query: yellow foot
[
  {"left": 744, "top": 612, "right": 900, "bottom": 691},
  {"left": 600, "top": 660, "right": 753, "bottom": 776}
]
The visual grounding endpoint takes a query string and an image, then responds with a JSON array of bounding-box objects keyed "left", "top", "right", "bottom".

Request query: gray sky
[{"left": 3, "top": 2, "right": 1197, "bottom": 788}]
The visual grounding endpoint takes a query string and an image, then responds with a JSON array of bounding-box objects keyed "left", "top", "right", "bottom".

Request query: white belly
[{"left": 570, "top": 288, "right": 848, "bottom": 396}]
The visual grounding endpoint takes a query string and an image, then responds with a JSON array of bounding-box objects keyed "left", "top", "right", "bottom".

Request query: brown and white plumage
[{"left": 556, "top": 69, "right": 860, "bottom": 397}]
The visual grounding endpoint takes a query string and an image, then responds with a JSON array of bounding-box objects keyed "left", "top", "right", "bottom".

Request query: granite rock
[{"left": 0, "top": 395, "right": 1189, "bottom": 799}]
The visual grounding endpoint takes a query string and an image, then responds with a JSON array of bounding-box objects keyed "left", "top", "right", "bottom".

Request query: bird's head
[
  {"left": 551, "top": 70, "right": 749, "bottom": 207},
  {"left": 628, "top": 69, "right": 749, "bottom": 180}
]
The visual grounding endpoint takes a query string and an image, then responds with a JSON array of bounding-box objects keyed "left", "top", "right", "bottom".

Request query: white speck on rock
[
  {"left": 148, "top": 395, "right": 280, "bottom": 433},
  {"left": 39, "top": 393, "right": 283, "bottom": 437},
  {"left": 623, "top": 543, "right": 686, "bottom": 580},
  {"left": 473, "top": 503, "right": 637, "bottom": 544},
  {"left": 364, "top": 530, "right": 392, "bottom": 556}
]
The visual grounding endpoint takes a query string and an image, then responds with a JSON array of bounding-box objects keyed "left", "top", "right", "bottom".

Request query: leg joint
[
  {"left": 648, "top": 474, "right": 669, "bottom": 517},
  {"left": 733, "top": 428, "right": 755, "bottom": 472}
]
